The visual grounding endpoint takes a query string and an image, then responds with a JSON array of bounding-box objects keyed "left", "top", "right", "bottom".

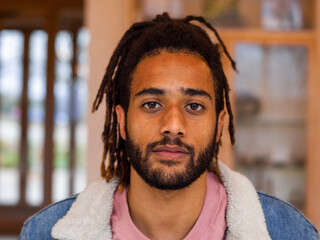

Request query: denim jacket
[{"left": 19, "top": 162, "right": 319, "bottom": 240}]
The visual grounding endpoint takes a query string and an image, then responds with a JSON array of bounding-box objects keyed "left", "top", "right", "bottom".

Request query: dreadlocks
[{"left": 92, "top": 12, "right": 236, "bottom": 187}]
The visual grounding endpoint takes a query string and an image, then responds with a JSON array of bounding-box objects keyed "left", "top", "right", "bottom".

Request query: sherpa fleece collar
[{"left": 52, "top": 162, "right": 271, "bottom": 240}]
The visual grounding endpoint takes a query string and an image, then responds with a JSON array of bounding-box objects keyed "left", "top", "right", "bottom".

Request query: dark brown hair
[{"left": 92, "top": 13, "right": 236, "bottom": 186}]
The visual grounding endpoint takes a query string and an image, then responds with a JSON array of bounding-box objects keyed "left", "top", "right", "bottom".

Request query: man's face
[{"left": 116, "top": 51, "right": 224, "bottom": 190}]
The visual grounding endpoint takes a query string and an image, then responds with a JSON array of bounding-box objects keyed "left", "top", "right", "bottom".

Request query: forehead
[{"left": 130, "top": 51, "right": 214, "bottom": 96}]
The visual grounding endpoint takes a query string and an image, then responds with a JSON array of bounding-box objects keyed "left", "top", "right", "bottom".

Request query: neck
[{"left": 127, "top": 168, "right": 207, "bottom": 240}]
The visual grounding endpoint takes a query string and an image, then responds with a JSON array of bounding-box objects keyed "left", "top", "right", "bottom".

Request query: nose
[{"left": 160, "top": 105, "right": 186, "bottom": 137}]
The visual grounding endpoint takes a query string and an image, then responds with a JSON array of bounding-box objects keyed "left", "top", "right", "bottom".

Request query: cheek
[
  {"left": 126, "top": 111, "right": 159, "bottom": 146},
  {"left": 187, "top": 118, "right": 216, "bottom": 148}
]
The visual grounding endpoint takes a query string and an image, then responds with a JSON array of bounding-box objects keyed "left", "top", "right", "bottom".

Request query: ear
[
  {"left": 215, "top": 110, "right": 226, "bottom": 143},
  {"left": 115, "top": 105, "right": 126, "bottom": 140}
]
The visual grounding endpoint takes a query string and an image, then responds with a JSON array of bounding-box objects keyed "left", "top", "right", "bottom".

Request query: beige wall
[{"left": 85, "top": 0, "right": 134, "bottom": 183}]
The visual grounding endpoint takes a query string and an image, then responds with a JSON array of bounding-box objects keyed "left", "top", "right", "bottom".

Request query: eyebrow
[
  {"left": 134, "top": 87, "right": 212, "bottom": 101},
  {"left": 182, "top": 88, "right": 212, "bottom": 101},
  {"left": 135, "top": 88, "right": 165, "bottom": 97}
]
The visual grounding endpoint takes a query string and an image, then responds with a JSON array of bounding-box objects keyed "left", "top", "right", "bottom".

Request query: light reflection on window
[
  {"left": 53, "top": 31, "right": 73, "bottom": 202},
  {"left": 0, "top": 30, "right": 24, "bottom": 205},
  {"left": 74, "top": 28, "right": 89, "bottom": 193},
  {"left": 26, "top": 30, "right": 48, "bottom": 206}
]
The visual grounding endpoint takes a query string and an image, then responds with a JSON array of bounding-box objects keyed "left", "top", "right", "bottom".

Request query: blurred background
[{"left": 0, "top": 0, "right": 319, "bottom": 238}]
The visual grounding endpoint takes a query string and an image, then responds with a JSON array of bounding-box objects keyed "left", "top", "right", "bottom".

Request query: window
[{"left": 0, "top": 1, "right": 86, "bottom": 235}]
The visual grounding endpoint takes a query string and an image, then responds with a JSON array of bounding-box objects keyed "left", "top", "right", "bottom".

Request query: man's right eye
[{"left": 143, "top": 102, "right": 161, "bottom": 109}]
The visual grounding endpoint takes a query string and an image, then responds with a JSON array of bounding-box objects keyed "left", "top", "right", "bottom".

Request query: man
[{"left": 20, "top": 13, "right": 318, "bottom": 240}]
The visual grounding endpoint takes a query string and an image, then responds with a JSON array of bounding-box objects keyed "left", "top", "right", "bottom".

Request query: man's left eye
[
  {"left": 186, "top": 103, "right": 203, "bottom": 111},
  {"left": 143, "top": 102, "right": 161, "bottom": 109}
]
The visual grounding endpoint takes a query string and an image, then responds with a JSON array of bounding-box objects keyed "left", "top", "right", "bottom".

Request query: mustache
[{"left": 146, "top": 136, "right": 194, "bottom": 154}]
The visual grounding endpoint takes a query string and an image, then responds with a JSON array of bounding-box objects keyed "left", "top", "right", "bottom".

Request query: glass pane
[
  {"left": 0, "top": 30, "right": 24, "bottom": 205},
  {"left": 234, "top": 43, "right": 307, "bottom": 211},
  {"left": 53, "top": 31, "right": 73, "bottom": 202},
  {"left": 73, "top": 28, "right": 89, "bottom": 194},
  {"left": 74, "top": 122, "right": 87, "bottom": 194},
  {"left": 200, "top": 0, "right": 314, "bottom": 30},
  {"left": 26, "top": 30, "right": 48, "bottom": 206}
]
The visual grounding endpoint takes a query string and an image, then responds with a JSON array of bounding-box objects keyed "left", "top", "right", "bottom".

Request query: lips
[{"left": 152, "top": 145, "right": 190, "bottom": 159}]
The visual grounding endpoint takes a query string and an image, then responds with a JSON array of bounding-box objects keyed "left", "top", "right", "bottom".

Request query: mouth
[{"left": 152, "top": 145, "right": 190, "bottom": 160}]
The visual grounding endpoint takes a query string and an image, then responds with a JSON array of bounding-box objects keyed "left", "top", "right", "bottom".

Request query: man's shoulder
[
  {"left": 19, "top": 196, "right": 76, "bottom": 240},
  {"left": 258, "top": 192, "right": 319, "bottom": 240}
]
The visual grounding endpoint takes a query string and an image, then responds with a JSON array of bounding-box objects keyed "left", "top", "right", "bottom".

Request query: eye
[
  {"left": 143, "top": 102, "right": 161, "bottom": 109},
  {"left": 186, "top": 103, "right": 203, "bottom": 111}
]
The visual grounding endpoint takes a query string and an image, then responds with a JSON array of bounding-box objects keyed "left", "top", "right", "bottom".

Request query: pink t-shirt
[{"left": 111, "top": 172, "right": 227, "bottom": 239}]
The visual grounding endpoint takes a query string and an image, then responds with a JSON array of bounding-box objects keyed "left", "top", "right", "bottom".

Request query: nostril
[{"left": 162, "top": 130, "right": 184, "bottom": 137}]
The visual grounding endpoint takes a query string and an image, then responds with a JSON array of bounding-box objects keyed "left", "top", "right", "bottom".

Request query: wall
[{"left": 85, "top": 0, "right": 134, "bottom": 183}]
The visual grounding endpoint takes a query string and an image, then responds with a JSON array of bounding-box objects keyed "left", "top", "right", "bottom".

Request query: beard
[{"left": 125, "top": 127, "right": 217, "bottom": 190}]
